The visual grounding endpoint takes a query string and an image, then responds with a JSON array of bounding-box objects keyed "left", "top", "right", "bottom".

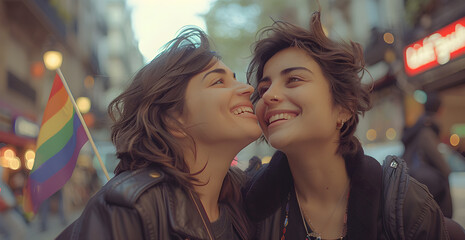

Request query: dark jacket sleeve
[
  {"left": 244, "top": 151, "right": 293, "bottom": 221},
  {"left": 56, "top": 168, "right": 167, "bottom": 240},
  {"left": 403, "top": 177, "right": 450, "bottom": 240},
  {"left": 56, "top": 192, "right": 145, "bottom": 240},
  {"left": 444, "top": 217, "right": 465, "bottom": 240},
  {"left": 382, "top": 156, "right": 450, "bottom": 240}
]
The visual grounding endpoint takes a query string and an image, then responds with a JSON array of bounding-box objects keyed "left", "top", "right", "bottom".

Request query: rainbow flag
[{"left": 24, "top": 73, "right": 88, "bottom": 213}]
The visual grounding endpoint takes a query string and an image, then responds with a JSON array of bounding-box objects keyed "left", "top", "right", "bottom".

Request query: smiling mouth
[
  {"left": 232, "top": 106, "right": 254, "bottom": 115},
  {"left": 267, "top": 113, "right": 296, "bottom": 125}
]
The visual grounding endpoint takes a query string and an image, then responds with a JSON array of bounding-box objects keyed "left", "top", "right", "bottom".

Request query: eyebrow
[
  {"left": 202, "top": 68, "right": 227, "bottom": 81},
  {"left": 259, "top": 67, "right": 313, "bottom": 84},
  {"left": 282, "top": 67, "right": 312, "bottom": 75}
]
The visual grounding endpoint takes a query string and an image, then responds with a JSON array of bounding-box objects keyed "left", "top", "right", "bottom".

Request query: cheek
[{"left": 255, "top": 101, "right": 267, "bottom": 128}]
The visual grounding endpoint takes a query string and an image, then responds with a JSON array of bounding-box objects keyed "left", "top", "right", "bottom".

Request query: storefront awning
[{"left": 0, "top": 131, "right": 36, "bottom": 148}]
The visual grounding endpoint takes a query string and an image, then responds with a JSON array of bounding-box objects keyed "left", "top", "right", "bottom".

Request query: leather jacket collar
[
  {"left": 165, "top": 183, "right": 215, "bottom": 239},
  {"left": 345, "top": 145, "right": 383, "bottom": 239},
  {"left": 245, "top": 141, "right": 384, "bottom": 239},
  {"left": 106, "top": 167, "right": 216, "bottom": 239}
]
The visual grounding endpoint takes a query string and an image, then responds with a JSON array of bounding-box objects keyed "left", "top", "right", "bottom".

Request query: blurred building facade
[
  {"left": 317, "top": 0, "right": 409, "bottom": 147},
  {"left": 320, "top": 0, "right": 465, "bottom": 227},
  {"left": 401, "top": 0, "right": 465, "bottom": 151},
  {"left": 320, "top": 0, "right": 465, "bottom": 152},
  {"left": 0, "top": 0, "right": 143, "bottom": 213}
]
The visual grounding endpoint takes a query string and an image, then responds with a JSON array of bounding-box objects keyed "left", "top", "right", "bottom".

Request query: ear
[{"left": 337, "top": 106, "right": 352, "bottom": 123}]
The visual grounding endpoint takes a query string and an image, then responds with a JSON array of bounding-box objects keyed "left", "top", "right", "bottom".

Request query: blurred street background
[{"left": 1, "top": 0, "right": 465, "bottom": 239}]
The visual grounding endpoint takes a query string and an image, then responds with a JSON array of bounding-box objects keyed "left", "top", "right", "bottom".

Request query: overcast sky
[{"left": 127, "top": 0, "right": 214, "bottom": 62}]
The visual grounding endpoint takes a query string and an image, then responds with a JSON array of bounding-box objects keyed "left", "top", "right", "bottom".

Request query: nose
[
  {"left": 261, "top": 85, "right": 281, "bottom": 104},
  {"left": 235, "top": 81, "right": 254, "bottom": 96}
]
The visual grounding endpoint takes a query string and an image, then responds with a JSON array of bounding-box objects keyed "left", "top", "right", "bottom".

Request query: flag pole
[{"left": 56, "top": 68, "right": 110, "bottom": 181}]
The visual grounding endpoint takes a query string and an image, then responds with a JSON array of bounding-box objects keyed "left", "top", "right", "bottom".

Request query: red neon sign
[{"left": 404, "top": 16, "right": 465, "bottom": 76}]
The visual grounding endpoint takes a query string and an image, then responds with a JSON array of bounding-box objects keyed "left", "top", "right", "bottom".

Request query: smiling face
[
  {"left": 179, "top": 59, "right": 261, "bottom": 148},
  {"left": 255, "top": 47, "right": 349, "bottom": 151}
]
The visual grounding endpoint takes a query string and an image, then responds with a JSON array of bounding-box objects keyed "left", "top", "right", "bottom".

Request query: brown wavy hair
[
  {"left": 108, "top": 27, "right": 254, "bottom": 238},
  {"left": 247, "top": 12, "right": 372, "bottom": 157},
  {"left": 108, "top": 28, "right": 217, "bottom": 182}
]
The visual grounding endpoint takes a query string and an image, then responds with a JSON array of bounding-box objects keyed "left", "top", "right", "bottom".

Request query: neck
[
  {"left": 284, "top": 140, "right": 349, "bottom": 203},
  {"left": 185, "top": 142, "right": 241, "bottom": 222}
]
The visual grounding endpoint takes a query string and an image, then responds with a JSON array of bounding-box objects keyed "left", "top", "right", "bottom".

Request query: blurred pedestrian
[
  {"left": 0, "top": 168, "right": 27, "bottom": 240},
  {"left": 38, "top": 189, "right": 67, "bottom": 232},
  {"left": 402, "top": 91, "right": 453, "bottom": 218},
  {"left": 244, "top": 156, "right": 262, "bottom": 176},
  {"left": 243, "top": 10, "right": 461, "bottom": 240},
  {"left": 56, "top": 27, "right": 261, "bottom": 239}
]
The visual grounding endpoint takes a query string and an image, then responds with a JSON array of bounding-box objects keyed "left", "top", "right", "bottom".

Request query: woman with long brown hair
[{"left": 57, "top": 27, "right": 261, "bottom": 240}]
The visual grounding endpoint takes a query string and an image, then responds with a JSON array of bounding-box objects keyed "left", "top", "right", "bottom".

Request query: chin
[
  {"left": 267, "top": 134, "right": 290, "bottom": 150},
  {"left": 243, "top": 126, "right": 262, "bottom": 139},
  {"left": 244, "top": 133, "right": 261, "bottom": 144},
  {"left": 269, "top": 142, "right": 286, "bottom": 151},
  {"left": 236, "top": 133, "right": 260, "bottom": 148}
]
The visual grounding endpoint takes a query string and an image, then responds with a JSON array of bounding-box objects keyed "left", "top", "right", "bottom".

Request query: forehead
[
  {"left": 209, "top": 60, "right": 229, "bottom": 71},
  {"left": 190, "top": 59, "right": 228, "bottom": 80},
  {"left": 186, "top": 60, "right": 235, "bottom": 96},
  {"left": 263, "top": 47, "right": 318, "bottom": 74}
]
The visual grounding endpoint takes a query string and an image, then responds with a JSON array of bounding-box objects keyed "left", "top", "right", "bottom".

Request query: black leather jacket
[{"left": 57, "top": 167, "right": 223, "bottom": 240}]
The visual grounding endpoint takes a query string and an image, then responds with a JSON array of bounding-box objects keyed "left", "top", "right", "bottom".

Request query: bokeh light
[
  {"left": 43, "top": 50, "right": 63, "bottom": 70},
  {"left": 83, "top": 113, "right": 95, "bottom": 128},
  {"left": 77, "top": 97, "right": 91, "bottom": 114},
  {"left": 9, "top": 156, "right": 21, "bottom": 170},
  {"left": 384, "top": 49, "right": 396, "bottom": 63},
  {"left": 25, "top": 150, "right": 35, "bottom": 170},
  {"left": 30, "top": 61, "right": 45, "bottom": 78},
  {"left": 261, "top": 156, "right": 271, "bottom": 164},
  {"left": 450, "top": 134, "right": 460, "bottom": 146},
  {"left": 366, "top": 129, "right": 377, "bottom": 141},
  {"left": 413, "top": 90, "right": 427, "bottom": 104},
  {"left": 84, "top": 75, "right": 95, "bottom": 89},
  {"left": 386, "top": 128, "right": 397, "bottom": 140},
  {"left": 4, "top": 149, "right": 15, "bottom": 158},
  {"left": 383, "top": 32, "right": 395, "bottom": 44}
]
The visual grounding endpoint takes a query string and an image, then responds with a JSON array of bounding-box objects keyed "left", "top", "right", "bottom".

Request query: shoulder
[
  {"left": 349, "top": 153, "right": 383, "bottom": 190},
  {"left": 402, "top": 178, "right": 449, "bottom": 239},
  {"left": 56, "top": 167, "right": 167, "bottom": 240},
  {"left": 348, "top": 152, "right": 382, "bottom": 187},
  {"left": 360, "top": 155, "right": 382, "bottom": 172},
  {"left": 101, "top": 167, "right": 166, "bottom": 207},
  {"left": 72, "top": 167, "right": 167, "bottom": 213},
  {"left": 381, "top": 156, "right": 449, "bottom": 239}
]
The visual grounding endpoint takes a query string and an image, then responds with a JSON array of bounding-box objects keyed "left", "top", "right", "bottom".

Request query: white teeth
[
  {"left": 233, "top": 106, "right": 253, "bottom": 115},
  {"left": 268, "top": 113, "right": 294, "bottom": 124}
]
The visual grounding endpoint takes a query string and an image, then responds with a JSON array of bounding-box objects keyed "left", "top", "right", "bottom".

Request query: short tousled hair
[{"left": 247, "top": 12, "right": 372, "bottom": 157}]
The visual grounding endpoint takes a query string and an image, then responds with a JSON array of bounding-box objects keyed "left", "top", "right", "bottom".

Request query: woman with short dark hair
[{"left": 245, "top": 11, "right": 455, "bottom": 239}]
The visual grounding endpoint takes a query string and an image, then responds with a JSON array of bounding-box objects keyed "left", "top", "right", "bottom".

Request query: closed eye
[
  {"left": 210, "top": 79, "right": 224, "bottom": 86},
  {"left": 288, "top": 77, "right": 302, "bottom": 83}
]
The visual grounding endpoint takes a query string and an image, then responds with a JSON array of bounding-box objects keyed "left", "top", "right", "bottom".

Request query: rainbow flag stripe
[{"left": 24, "top": 73, "right": 88, "bottom": 213}]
